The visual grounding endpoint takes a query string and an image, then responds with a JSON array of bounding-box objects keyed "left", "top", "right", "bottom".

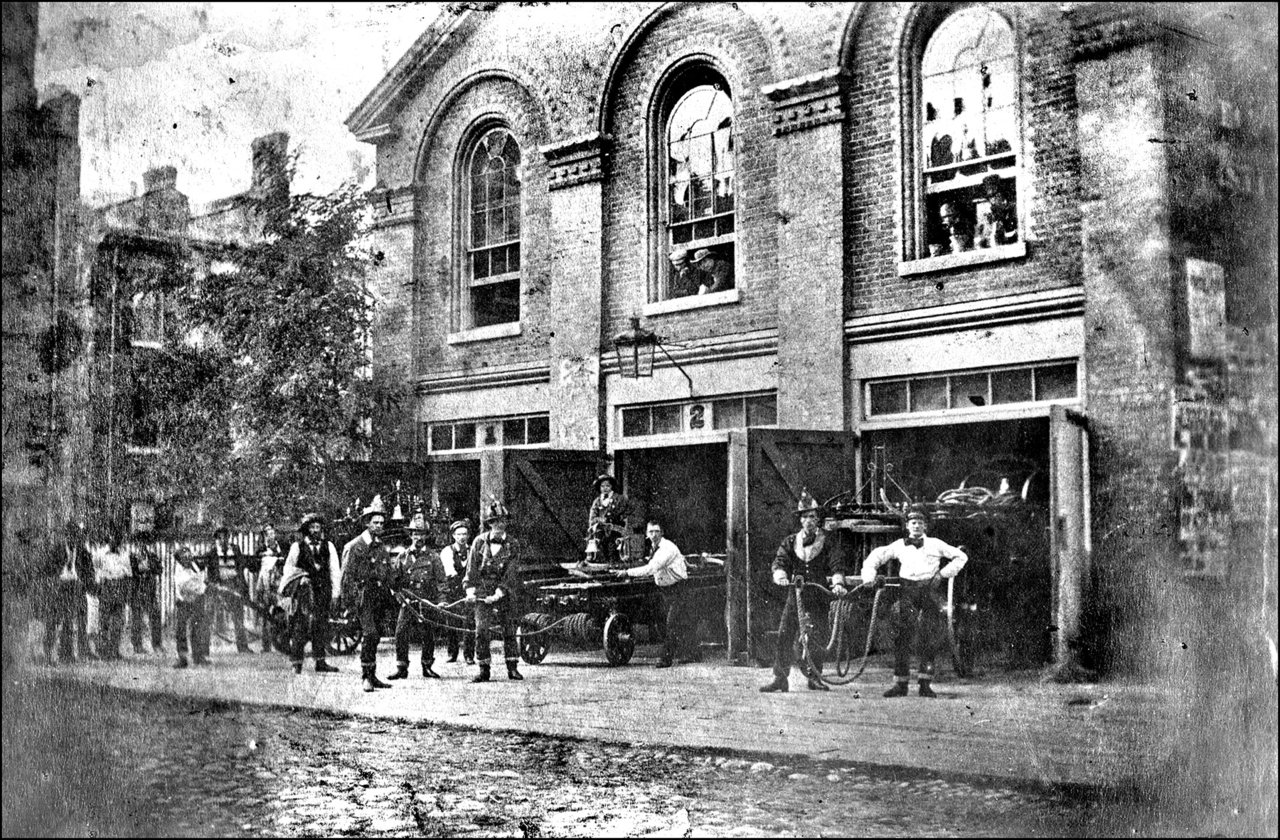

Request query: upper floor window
[
  {"left": 464, "top": 128, "right": 521, "bottom": 329},
  {"left": 919, "top": 8, "right": 1019, "bottom": 260},
  {"left": 661, "top": 71, "right": 735, "bottom": 300}
]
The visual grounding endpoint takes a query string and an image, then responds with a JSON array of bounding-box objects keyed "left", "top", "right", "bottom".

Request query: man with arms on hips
[
  {"left": 861, "top": 507, "right": 967, "bottom": 698},
  {"left": 464, "top": 498, "right": 523, "bottom": 683},
  {"left": 615, "top": 519, "right": 690, "bottom": 668}
]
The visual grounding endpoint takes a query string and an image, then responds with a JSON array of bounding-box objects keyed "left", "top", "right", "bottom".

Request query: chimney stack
[{"left": 142, "top": 165, "right": 177, "bottom": 193}]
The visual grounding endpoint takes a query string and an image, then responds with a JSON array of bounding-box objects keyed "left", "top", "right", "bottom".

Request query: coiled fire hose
[{"left": 392, "top": 588, "right": 586, "bottom": 640}]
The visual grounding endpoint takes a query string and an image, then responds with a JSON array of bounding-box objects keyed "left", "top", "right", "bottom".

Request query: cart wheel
[
  {"left": 328, "top": 609, "right": 361, "bottom": 656},
  {"left": 518, "top": 616, "right": 550, "bottom": 665},
  {"left": 603, "top": 613, "right": 635, "bottom": 666},
  {"left": 947, "top": 578, "right": 975, "bottom": 678}
]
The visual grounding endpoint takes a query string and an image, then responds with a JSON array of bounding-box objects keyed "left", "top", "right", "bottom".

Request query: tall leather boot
[
  {"left": 471, "top": 662, "right": 491, "bottom": 683},
  {"left": 362, "top": 664, "right": 377, "bottom": 693},
  {"left": 422, "top": 662, "right": 441, "bottom": 679},
  {"left": 387, "top": 662, "right": 410, "bottom": 680},
  {"left": 506, "top": 660, "right": 523, "bottom": 681}
]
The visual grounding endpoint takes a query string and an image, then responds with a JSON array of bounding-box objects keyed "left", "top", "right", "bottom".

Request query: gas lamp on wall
[{"left": 611, "top": 316, "right": 693, "bottom": 392}]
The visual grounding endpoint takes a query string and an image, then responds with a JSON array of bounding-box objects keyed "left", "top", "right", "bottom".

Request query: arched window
[
  {"left": 463, "top": 127, "right": 521, "bottom": 328},
  {"left": 918, "top": 8, "right": 1019, "bottom": 259},
  {"left": 660, "top": 71, "right": 735, "bottom": 300}
]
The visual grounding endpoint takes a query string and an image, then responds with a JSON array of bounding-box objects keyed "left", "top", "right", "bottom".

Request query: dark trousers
[
  {"left": 288, "top": 590, "right": 332, "bottom": 665},
  {"left": 174, "top": 596, "right": 210, "bottom": 661},
  {"left": 891, "top": 579, "right": 945, "bottom": 679},
  {"left": 772, "top": 587, "right": 830, "bottom": 680},
  {"left": 130, "top": 576, "right": 162, "bottom": 651},
  {"left": 474, "top": 600, "right": 518, "bottom": 664},
  {"left": 394, "top": 604, "right": 436, "bottom": 667},
  {"left": 98, "top": 578, "right": 131, "bottom": 658},
  {"left": 43, "top": 581, "right": 90, "bottom": 661},
  {"left": 357, "top": 591, "right": 384, "bottom": 667},
  {"left": 657, "top": 583, "right": 694, "bottom": 663}
]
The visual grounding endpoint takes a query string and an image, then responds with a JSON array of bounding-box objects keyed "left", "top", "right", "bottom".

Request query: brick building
[{"left": 347, "top": 1, "right": 1275, "bottom": 809}]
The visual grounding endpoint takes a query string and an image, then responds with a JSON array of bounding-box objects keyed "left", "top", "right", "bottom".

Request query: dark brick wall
[
  {"left": 842, "top": 3, "right": 1084, "bottom": 317},
  {"left": 601, "top": 2, "right": 781, "bottom": 347}
]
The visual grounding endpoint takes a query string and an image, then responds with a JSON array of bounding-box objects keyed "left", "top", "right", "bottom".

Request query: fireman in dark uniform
[
  {"left": 388, "top": 511, "right": 446, "bottom": 680},
  {"left": 760, "top": 489, "right": 850, "bottom": 693},
  {"left": 339, "top": 496, "right": 397, "bottom": 693},
  {"left": 587, "top": 474, "right": 632, "bottom": 568},
  {"left": 464, "top": 497, "right": 523, "bottom": 683}
]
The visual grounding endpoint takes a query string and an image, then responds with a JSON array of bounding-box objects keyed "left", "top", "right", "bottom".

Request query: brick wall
[
  {"left": 601, "top": 2, "right": 781, "bottom": 348},
  {"left": 842, "top": 3, "right": 1084, "bottom": 317}
]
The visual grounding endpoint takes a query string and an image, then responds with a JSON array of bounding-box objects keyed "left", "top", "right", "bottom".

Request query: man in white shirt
[
  {"left": 439, "top": 520, "right": 473, "bottom": 664},
  {"left": 616, "top": 520, "right": 690, "bottom": 668},
  {"left": 93, "top": 529, "right": 133, "bottom": 661},
  {"left": 861, "top": 507, "right": 968, "bottom": 698}
]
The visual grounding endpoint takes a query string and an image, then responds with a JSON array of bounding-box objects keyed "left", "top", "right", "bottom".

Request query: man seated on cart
[
  {"left": 614, "top": 519, "right": 691, "bottom": 669},
  {"left": 760, "top": 490, "right": 850, "bottom": 693},
  {"left": 860, "top": 506, "right": 967, "bottom": 698},
  {"left": 587, "top": 474, "right": 633, "bottom": 568}
]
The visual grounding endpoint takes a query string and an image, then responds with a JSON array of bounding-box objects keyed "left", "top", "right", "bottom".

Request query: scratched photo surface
[{"left": 3, "top": 2, "right": 1276, "bottom": 838}]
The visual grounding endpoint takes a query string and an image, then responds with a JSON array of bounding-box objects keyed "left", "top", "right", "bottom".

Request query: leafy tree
[{"left": 171, "top": 178, "right": 394, "bottom": 525}]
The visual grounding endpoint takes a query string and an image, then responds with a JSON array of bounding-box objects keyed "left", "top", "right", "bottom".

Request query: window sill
[
  {"left": 643, "top": 287, "right": 740, "bottom": 317},
  {"left": 447, "top": 322, "right": 522, "bottom": 345},
  {"left": 897, "top": 241, "right": 1027, "bottom": 277}
]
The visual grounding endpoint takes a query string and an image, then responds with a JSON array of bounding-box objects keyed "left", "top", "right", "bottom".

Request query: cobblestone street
[{"left": 4, "top": 671, "right": 1162, "bottom": 838}]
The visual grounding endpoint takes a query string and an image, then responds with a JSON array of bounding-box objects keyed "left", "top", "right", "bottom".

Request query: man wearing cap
[
  {"left": 388, "top": 512, "right": 447, "bottom": 680},
  {"left": 207, "top": 526, "right": 254, "bottom": 653},
  {"left": 128, "top": 530, "right": 163, "bottom": 655},
  {"left": 439, "top": 520, "right": 474, "bottom": 664},
  {"left": 340, "top": 499, "right": 397, "bottom": 692},
  {"left": 464, "top": 498, "right": 524, "bottom": 682},
  {"left": 689, "top": 248, "right": 733, "bottom": 295},
  {"left": 588, "top": 474, "right": 632, "bottom": 569},
  {"left": 861, "top": 507, "right": 968, "bottom": 698},
  {"left": 760, "top": 490, "right": 850, "bottom": 693},
  {"left": 280, "top": 514, "right": 342, "bottom": 674}
]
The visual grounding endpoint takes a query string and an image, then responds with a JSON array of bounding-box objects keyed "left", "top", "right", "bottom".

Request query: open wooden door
[
  {"left": 1048, "top": 405, "right": 1092, "bottom": 676},
  {"left": 503, "top": 449, "right": 601, "bottom": 576},
  {"left": 727, "top": 428, "right": 856, "bottom": 663}
]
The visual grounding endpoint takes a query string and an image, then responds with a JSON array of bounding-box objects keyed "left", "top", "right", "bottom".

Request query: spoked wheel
[
  {"left": 518, "top": 613, "right": 551, "bottom": 665},
  {"left": 602, "top": 612, "right": 635, "bottom": 666},
  {"left": 328, "top": 608, "right": 361, "bottom": 656}
]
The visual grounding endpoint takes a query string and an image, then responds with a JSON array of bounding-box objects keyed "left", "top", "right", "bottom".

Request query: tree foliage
[{"left": 168, "top": 180, "right": 386, "bottom": 525}]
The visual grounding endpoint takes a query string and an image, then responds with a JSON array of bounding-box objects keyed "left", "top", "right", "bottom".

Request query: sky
[{"left": 35, "top": 2, "right": 445, "bottom": 209}]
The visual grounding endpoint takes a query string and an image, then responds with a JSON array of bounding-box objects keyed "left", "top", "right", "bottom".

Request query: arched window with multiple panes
[
  {"left": 463, "top": 127, "right": 522, "bottom": 328},
  {"left": 659, "top": 70, "right": 735, "bottom": 300},
  {"left": 917, "top": 7, "right": 1020, "bottom": 260}
]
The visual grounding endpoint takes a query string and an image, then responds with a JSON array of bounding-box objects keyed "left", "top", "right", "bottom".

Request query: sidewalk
[{"left": 14, "top": 639, "right": 1174, "bottom": 794}]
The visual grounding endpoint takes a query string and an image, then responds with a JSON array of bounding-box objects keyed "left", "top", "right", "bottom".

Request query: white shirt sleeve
[
  {"left": 861, "top": 544, "right": 895, "bottom": 583},
  {"left": 935, "top": 540, "right": 968, "bottom": 578}
]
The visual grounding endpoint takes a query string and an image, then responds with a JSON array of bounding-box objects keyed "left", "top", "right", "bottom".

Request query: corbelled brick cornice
[
  {"left": 762, "top": 68, "right": 849, "bottom": 137},
  {"left": 1071, "top": 6, "right": 1167, "bottom": 61},
  {"left": 540, "top": 132, "right": 611, "bottom": 191}
]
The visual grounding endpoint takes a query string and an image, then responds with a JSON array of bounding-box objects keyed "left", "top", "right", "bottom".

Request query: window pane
[
  {"left": 691, "top": 176, "right": 713, "bottom": 219},
  {"left": 506, "top": 244, "right": 520, "bottom": 273},
  {"left": 430, "top": 425, "right": 453, "bottom": 452},
  {"left": 746, "top": 395, "right": 777, "bottom": 426},
  {"left": 472, "top": 279, "right": 519, "bottom": 327},
  {"left": 453, "top": 422, "right": 476, "bottom": 449},
  {"left": 526, "top": 415, "right": 549, "bottom": 444},
  {"left": 991, "top": 368, "right": 1032, "bottom": 404},
  {"left": 951, "top": 373, "right": 989, "bottom": 408},
  {"left": 622, "top": 408, "right": 649, "bottom": 437},
  {"left": 670, "top": 223, "right": 693, "bottom": 245},
  {"left": 471, "top": 251, "right": 490, "bottom": 281},
  {"left": 471, "top": 212, "right": 488, "bottom": 248},
  {"left": 717, "top": 214, "right": 735, "bottom": 236},
  {"left": 503, "top": 418, "right": 526, "bottom": 445},
  {"left": 489, "top": 246, "right": 507, "bottom": 276},
  {"left": 504, "top": 204, "right": 520, "bottom": 239},
  {"left": 714, "top": 173, "right": 734, "bottom": 214},
  {"left": 711, "top": 398, "right": 744, "bottom": 430},
  {"left": 869, "top": 381, "right": 908, "bottom": 415},
  {"left": 488, "top": 209, "right": 505, "bottom": 244},
  {"left": 910, "top": 377, "right": 948, "bottom": 412},
  {"left": 652, "top": 404, "right": 681, "bottom": 435},
  {"left": 1035, "top": 363, "right": 1078, "bottom": 401}
]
